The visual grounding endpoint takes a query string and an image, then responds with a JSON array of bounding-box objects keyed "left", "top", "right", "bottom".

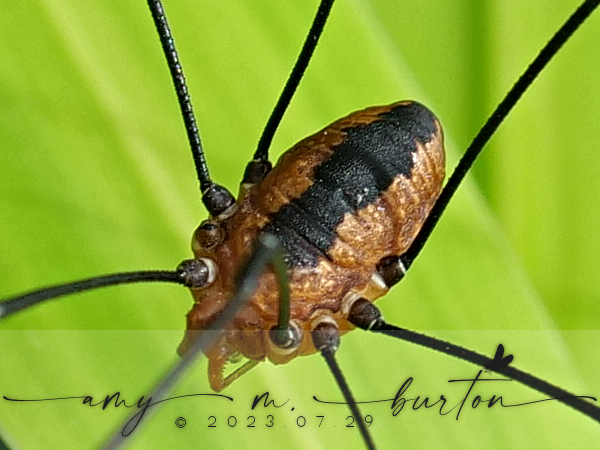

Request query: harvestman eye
[{"left": 1, "top": 1, "right": 600, "bottom": 449}]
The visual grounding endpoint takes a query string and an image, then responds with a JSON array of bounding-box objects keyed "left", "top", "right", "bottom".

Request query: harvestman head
[{"left": 1, "top": 0, "right": 600, "bottom": 449}]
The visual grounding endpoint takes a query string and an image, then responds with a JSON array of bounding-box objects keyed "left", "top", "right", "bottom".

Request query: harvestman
[{"left": 1, "top": 0, "right": 600, "bottom": 450}]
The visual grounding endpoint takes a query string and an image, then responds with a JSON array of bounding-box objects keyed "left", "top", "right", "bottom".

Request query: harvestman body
[{"left": 179, "top": 102, "right": 445, "bottom": 390}]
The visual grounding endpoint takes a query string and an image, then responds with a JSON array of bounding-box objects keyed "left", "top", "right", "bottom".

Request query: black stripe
[
  {"left": 269, "top": 200, "right": 337, "bottom": 257},
  {"left": 262, "top": 218, "right": 326, "bottom": 266},
  {"left": 265, "top": 102, "right": 438, "bottom": 267}
]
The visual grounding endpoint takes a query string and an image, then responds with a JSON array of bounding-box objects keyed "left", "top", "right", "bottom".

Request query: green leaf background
[{"left": 1, "top": 0, "right": 599, "bottom": 449}]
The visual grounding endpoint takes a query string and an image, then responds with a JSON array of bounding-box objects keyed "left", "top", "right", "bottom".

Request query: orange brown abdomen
[{"left": 179, "top": 101, "right": 445, "bottom": 390}]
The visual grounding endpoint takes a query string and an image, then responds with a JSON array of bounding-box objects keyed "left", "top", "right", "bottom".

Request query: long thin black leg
[
  {"left": 349, "top": 299, "right": 600, "bottom": 423},
  {"left": 402, "top": 0, "right": 600, "bottom": 270},
  {"left": 146, "top": 0, "right": 211, "bottom": 193},
  {"left": 147, "top": 0, "right": 235, "bottom": 216},
  {"left": 312, "top": 323, "right": 377, "bottom": 450},
  {"left": 0, "top": 258, "right": 215, "bottom": 320},
  {"left": 0, "top": 270, "right": 181, "bottom": 319},
  {"left": 252, "top": 0, "right": 336, "bottom": 163}
]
